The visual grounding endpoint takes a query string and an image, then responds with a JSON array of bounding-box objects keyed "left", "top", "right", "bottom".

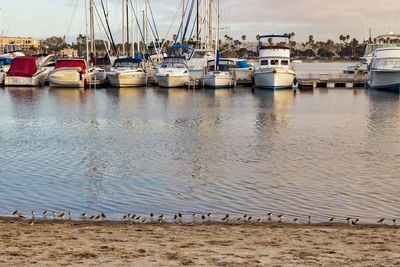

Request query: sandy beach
[{"left": 0, "top": 218, "right": 399, "bottom": 266}]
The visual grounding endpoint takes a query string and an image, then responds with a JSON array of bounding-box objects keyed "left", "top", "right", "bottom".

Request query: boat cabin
[
  {"left": 257, "top": 35, "right": 292, "bottom": 69},
  {"left": 169, "top": 45, "right": 195, "bottom": 60},
  {"left": 206, "top": 59, "right": 236, "bottom": 72},
  {"left": 159, "top": 57, "right": 188, "bottom": 69}
]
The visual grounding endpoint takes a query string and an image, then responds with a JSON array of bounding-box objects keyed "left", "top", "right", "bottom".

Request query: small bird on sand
[
  {"left": 201, "top": 214, "right": 205, "bottom": 221},
  {"left": 174, "top": 214, "right": 178, "bottom": 221},
  {"left": 377, "top": 218, "right": 385, "bottom": 224},
  {"left": 94, "top": 214, "right": 101, "bottom": 220},
  {"left": 58, "top": 212, "right": 65, "bottom": 219},
  {"left": 257, "top": 218, "right": 262, "bottom": 223},
  {"left": 278, "top": 214, "right": 284, "bottom": 223},
  {"left": 308, "top": 215, "right": 311, "bottom": 224},
  {"left": 52, "top": 211, "right": 57, "bottom": 219},
  {"left": 150, "top": 213, "right": 154, "bottom": 219},
  {"left": 393, "top": 219, "right": 397, "bottom": 225},
  {"left": 346, "top": 217, "right": 352, "bottom": 224},
  {"left": 42, "top": 210, "right": 48, "bottom": 216},
  {"left": 178, "top": 213, "right": 182, "bottom": 218},
  {"left": 236, "top": 217, "right": 242, "bottom": 222},
  {"left": 158, "top": 214, "right": 164, "bottom": 223},
  {"left": 207, "top": 213, "right": 212, "bottom": 220},
  {"left": 131, "top": 214, "right": 136, "bottom": 220},
  {"left": 123, "top": 214, "right": 128, "bottom": 220},
  {"left": 192, "top": 213, "right": 196, "bottom": 221},
  {"left": 80, "top": 212, "right": 87, "bottom": 217},
  {"left": 12, "top": 210, "right": 18, "bottom": 216},
  {"left": 141, "top": 218, "right": 146, "bottom": 223},
  {"left": 352, "top": 218, "right": 359, "bottom": 225},
  {"left": 293, "top": 218, "right": 298, "bottom": 223},
  {"left": 101, "top": 212, "right": 106, "bottom": 219},
  {"left": 89, "top": 215, "right": 95, "bottom": 220},
  {"left": 222, "top": 214, "right": 229, "bottom": 222},
  {"left": 31, "top": 211, "right": 35, "bottom": 219},
  {"left": 329, "top": 217, "right": 334, "bottom": 223},
  {"left": 68, "top": 212, "right": 72, "bottom": 220},
  {"left": 243, "top": 214, "right": 248, "bottom": 219}
]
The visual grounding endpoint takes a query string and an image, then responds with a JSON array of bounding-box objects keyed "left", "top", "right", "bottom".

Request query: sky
[{"left": 1, "top": 0, "right": 400, "bottom": 43}]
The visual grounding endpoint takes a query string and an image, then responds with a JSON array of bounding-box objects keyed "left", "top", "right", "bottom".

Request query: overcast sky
[{"left": 1, "top": 0, "right": 400, "bottom": 42}]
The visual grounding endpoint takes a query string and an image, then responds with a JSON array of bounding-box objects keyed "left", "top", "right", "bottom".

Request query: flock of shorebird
[{"left": 9, "top": 210, "right": 398, "bottom": 226}]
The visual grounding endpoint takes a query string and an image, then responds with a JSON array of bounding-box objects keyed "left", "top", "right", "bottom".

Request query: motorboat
[
  {"left": 369, "top": 46, "right": 400, "bottom": 93},
  {"left": 4, "top": 56, "right": 48, "bottom": 87},
  {"left": 0, "top": 57, "right": 12, "bottom": 86},
  {"left": 222, "top": 58, "right": 253, "bottom": 84},
  {"left": 253, "top": 34, "right": 296, "bottom": 90},
  {"left": 106, "top": 57, "right": 146, "bottom": 87},
  {"left": 156, "top": 57, "right": 190, "bottom": 88},
  {"left": 201, "top": 58, "right": 236, "bottom": 89},
  {"left": 48, "top": 58, "right": 88, "bottom": 88},
  {"left": 0, "top": 44, "right": 25, "bottom": 59}
]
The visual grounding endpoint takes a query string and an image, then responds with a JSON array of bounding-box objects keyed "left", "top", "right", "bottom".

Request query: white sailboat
[
  {"left": 201, "top": 0, "right": 235, "bottom": 89},
  {"left": 253, "top": 34, "right": 296, "bottom": 90}
]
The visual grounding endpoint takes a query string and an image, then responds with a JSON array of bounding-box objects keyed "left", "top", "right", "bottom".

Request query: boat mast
[
  {"left": 207, "top": 0, "right": 212, "bottom": 50},
  {"left": 90, "top": 0, "right": 96, "bottom": 61},
  {"left": 126, "top": 0, "right": 130, "bottom": 57},
  {"left": 105, "top": 0, "right": 110, "bottom": 52},
  {"left": 85, "top": 0, "right": 89, "bottom": 62},
  {"left": 214, "top": 0, "right": 219, "bottom": 71},
  {"left": 122, "top": 0, "right": 125, "bottom": 55},
  {"left": 181, "top": 0, "right": 185, "bottom": 43},
  {"left": 196, "top": 0, "right": 199, "bottom": 47}
]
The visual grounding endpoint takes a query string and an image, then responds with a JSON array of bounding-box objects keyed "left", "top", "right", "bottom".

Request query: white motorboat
[
  {"left": 106, "top": 57, "right": 146, "bottom": 87},
  {"left": 156, "top": 57, "right": 190, "bottom": 88},
  {"left": 369, "top": 46, "right": 400, "bottom": 93},
  {"left": 4, "top": 56, "right": 48, "bottom": 87},
  {"left": 0, "top": 57, "right": 12, "bottom": 86},
  {"left": 201, "top": 59, "right": 236, "bottom": 89},
  {"left": 48, "top": 58, "right": 88, "bottom": 88},
  {"left": 253, "top": 34, "right": 296, "bottom": 90},
  {"left": 222, "top": 58, "right": 253, "bottom": 83}
]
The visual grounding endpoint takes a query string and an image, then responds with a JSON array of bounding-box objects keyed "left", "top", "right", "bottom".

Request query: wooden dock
[{"left": 295, "top": 73, "right": 368, "bottom": 90}]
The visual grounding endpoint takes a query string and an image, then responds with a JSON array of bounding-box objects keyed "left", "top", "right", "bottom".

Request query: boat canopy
[
  {"left": 170, "top": 45, "right": 195, "bottom": 59},
  {"left": 56, "top": 59, "right": 87, "bottom": 74},
  {"left": 159, "top": 57, "right": 188, "bottom": 68},
  {"left": 0, "top": 57, "right": 12, "bottom": 65},
  {"left": 206, "top": 59, "right": 235, "bottom": 71},
  {"left": 7, "top": 56, "right": 38, "bottom": 77}
]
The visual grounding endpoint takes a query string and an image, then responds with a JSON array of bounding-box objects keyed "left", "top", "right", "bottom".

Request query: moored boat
[
  {"left": 48, "top": 58, "right": 88, "bottom": 88},
  {"left": 369, "top": 46, "right": 400, "bottom": 93},
  {"left": 106, "top": 57, "right": 146, "bottom": 87},
  {"left": 201, "top": 59, "right": 236, "bottom": 89},
  {"left": 4, "top": 56, "right": 48, "bottom": 87},
  {"left": 253, "top": 34, "right": 296, "bottom": 90}
]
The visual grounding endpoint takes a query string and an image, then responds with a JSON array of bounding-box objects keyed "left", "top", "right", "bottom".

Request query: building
[{"left": 0, "top": 36, "right": 41, "bottom": 53}]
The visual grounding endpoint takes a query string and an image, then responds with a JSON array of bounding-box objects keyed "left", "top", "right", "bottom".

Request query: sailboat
[
  {"left": 106, "top": 0, "right": 147, "bottom": 87},
  {"left": 201, "top": 0, "right": 235, "bottom": 89}
]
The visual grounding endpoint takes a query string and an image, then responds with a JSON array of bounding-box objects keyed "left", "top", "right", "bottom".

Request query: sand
[{"left": 0, "top": 218, "right": 399, "bottom": 266}]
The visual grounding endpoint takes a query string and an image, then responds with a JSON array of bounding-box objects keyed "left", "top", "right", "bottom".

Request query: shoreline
[{"left": 1, "top": 218, "right": 399, "bottom": 266}]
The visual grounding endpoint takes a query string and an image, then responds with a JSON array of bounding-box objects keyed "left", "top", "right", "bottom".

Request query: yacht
[
  {"left": 48, "top": 58, "right": 88, "bottom": 88},
  {"left": 4, "top": 56, "right": 48, "bottom": 87},
  {"left": 223, "top": 58, "right": 253, "bottom": 83},
  {"left": 156, "top": 57, "right": 190, "bottom": 88},
  {"left": 106, "top": 57, "right": 146, "bottom": 87},
  {"left": 0, "top": 57, "right": 12, "bottom": 86},
  {"left": 253, "top": 34, "right": 296, "bottom": 90},
  {"left": 201, "top": 58, "right": 236, "bottom": 89},
  {"left": 369, "top": 46, "right": 400, "bottom": 93}
]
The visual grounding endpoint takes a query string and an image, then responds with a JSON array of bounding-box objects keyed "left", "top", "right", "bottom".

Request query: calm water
[{"left": 0, "top": 69, "right": 399, "bottom": 223}]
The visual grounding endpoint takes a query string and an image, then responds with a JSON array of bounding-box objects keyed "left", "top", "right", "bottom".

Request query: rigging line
[
  {"left": 129, "top": 0, "right": 149, "bottom": 57},
  {"left": 146, "top": 0, "right": 160, "bottom": 41},
  {"left": 175, "top": 0, "right": 190, "bottom": 44},
  {"left": 100, "top": 0, "right": 118, "bottom": 55},
  {"left": 93, "top": 3, "right": 114, "bottom": 52},
  {"left": 160, "top": 0, "right": 183, "bottom": 51},
  {"left": 182, "top": 0, "right": 196, "bottom": 41},
  {"left": 64, "top": 0, "right": 80, "bottom": 38}
]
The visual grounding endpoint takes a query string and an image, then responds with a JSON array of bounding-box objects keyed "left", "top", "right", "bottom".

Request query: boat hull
[
  {"left": 370, "top": 70, "right": 400, "bottom": 93},
  {"left": 253, "top": 68, "right": 295, "bottom": 90},
  {"left": 49, "top": 68, "right": 85, "bottom": 88},
  {"left": 156, "top": 74, "right": 189, "bottom": 88},
  {"left": 5, "top": 71, "right": 48, "bottom": 87},
  {"left": 107, "top": 71, "right": 147, "bottom": 87},
  {"left": 202, "top": 72, "right": 236, "bottom": 89}
]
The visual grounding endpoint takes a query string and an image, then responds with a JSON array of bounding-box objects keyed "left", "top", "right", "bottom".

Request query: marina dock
[{"left": 295, "top": 73, "right": 369, "bottom": 89}]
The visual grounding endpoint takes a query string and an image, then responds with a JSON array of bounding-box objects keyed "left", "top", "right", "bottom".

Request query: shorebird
[
  {"left": 377, "top": 218, "right": 385, "bottom": 224},
  {"left": 247, "top": 216, "right": 252, "bottom": 221},
  {"left": 222, "top": 214, "right": 229, "bottom": 222},
  {"left": 293, "top": 218, "right": 298, "bottom": 223},
  {"left": 101, "top": 212, "right": 106, "bottom": 219},
  {"left": 174, "top": 214, "right": 178, "bottom": 221},
  {"left": 150, "top": 213, "right": 154, "bottom": 220},
  {"left": 207, "top": 213, "right": 212, "bottom": 221},
  {"left": 52, "top": 211, "right": 57, "bottom": 219},
  {"left": 178, "top": 213, "right": 182, "bottom": 218},
  {"left": 243, "top": 214, "right": 248, "bottom": 220},
  {"left": 257, "top": 218, "right": 262, "bottom": 223},
  {"left": 80, "top": 212, "right": 87, "bottom": 218},
  {"left": 31, "top": 211, "right": 35, "bottom": 219},
  {"left": 352, "top": 218, "right": 359, "bottom": 225},
  {"left": 58, "top": 212, "right": 65, "bottom": 219},
  {"left": 12, "top": 210, "right": 18, "bottom": 216},
  {"left": 123, "top": 214, "right": 128, "bottom": 220},
  {"left": 89, "top": 215, "right": 95, "bottom": 220},
  {"left": 393, "top": 218, "right": 397, "bottom": 225},
  {"left": 141, "top": 218, "right": 146, "bottom": 223},
  {"left": 308, "top": 215, "right": 311, "bottom": 224},
  {"left": 13, "top": 210, "right": 24, "bottom": 218},
  {"left": 94, "top": 214, "right": 101, "bottom": 220},
  {"left": 192, "top": 213, "right": 196, "bottom": 221},
  {"left": 346, "top": 217, "right": 352, "bottom": 224},
  {"left": 68, "top": 212, "right": 72, "bottom": 220},
  {"left": 236, "top": 217, "right": 242, "bottom": 223},
  {"left": 201, "top": 214, "right": 205, "bottom": 221},
  {"left": 158, "top": 214, "right": 164, "bottom": 223},
  {"left": 131, "top": 214, "right": 136, "bottom": 220},
  {"left": 42, "top": 210, "right": 48, "bottom": 217},
  {"left": 278, "top": 214, "right": 284, "bottom": 223},
  {"left": 267, "top": 213, "right": 272, "bottom": 221},
  {"left": 329, "top": 217, "right": 334, "bottom": 223}
]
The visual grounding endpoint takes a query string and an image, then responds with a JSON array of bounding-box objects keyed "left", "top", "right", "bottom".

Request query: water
[{"left": 0, "top": 69, "right": 399, "bottom": 223}]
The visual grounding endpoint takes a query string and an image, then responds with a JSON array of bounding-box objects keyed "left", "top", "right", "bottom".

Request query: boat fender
[
  {"left": 79, "top": 72, "right": 83, "bottom": 80},
  {"left": 273, "top": 69, "right": 277, "bottom": 74},
  {"left": 293, "top": 77, "right": 298, "bottom": 86}
]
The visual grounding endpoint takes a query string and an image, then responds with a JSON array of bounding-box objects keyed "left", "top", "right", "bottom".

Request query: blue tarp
[
  {"left": 0, "top": 57, "right": 12, "bottom": 65},
  {"left": 236, "top": 60, "right": 249, "bottom": 68}
]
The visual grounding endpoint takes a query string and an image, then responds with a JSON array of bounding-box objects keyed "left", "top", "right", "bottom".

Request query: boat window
[
  {"left": 260, "top": 60, "right": 268, "bottom": 66},
  {"left": 281, "top": 60, "right": 289, "bottom": 65},
  {"left": 270, "top": 60, "right": 279, "bottom": 65}
]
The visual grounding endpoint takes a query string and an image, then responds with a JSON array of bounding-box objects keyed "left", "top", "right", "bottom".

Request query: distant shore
[{"left": 0, "top": 218, "right": 399, "bottom": 266}]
